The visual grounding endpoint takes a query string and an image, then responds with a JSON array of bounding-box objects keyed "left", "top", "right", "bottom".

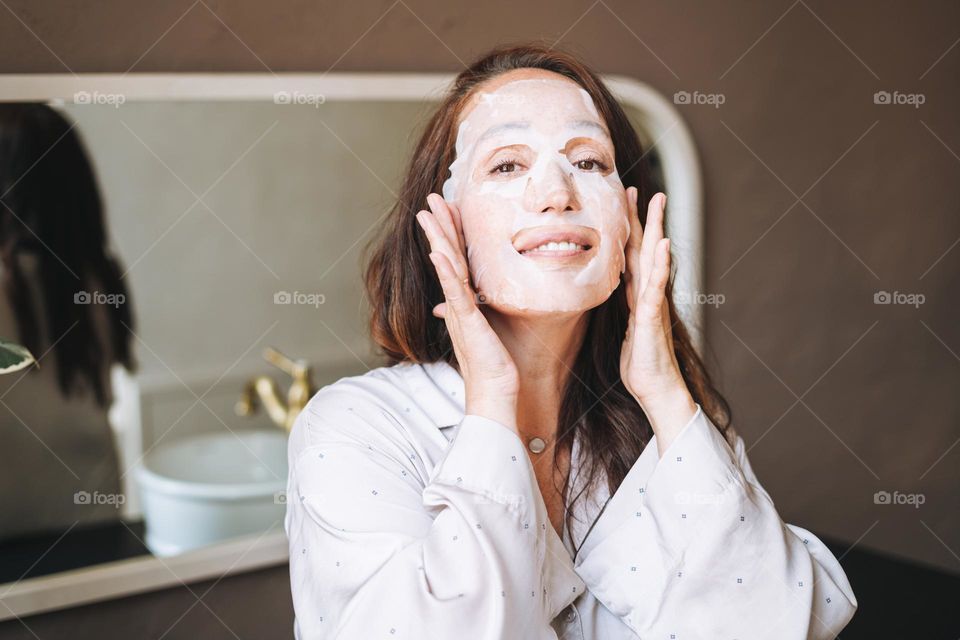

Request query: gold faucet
[{"left": 235, "top": 347, "right": 316, "bottom": 431}]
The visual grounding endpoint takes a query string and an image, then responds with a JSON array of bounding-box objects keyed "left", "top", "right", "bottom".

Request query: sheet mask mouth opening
[
  {"left": 518, "top": 241, "right": 593, "bottom": 256},
  {"left": 511, "top": 225, "right": 600, "bottom": 256}
]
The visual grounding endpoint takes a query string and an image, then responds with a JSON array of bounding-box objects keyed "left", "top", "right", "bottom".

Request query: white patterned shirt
[{"left": 285, "top": 360, "right": 857, "bottom": 639}]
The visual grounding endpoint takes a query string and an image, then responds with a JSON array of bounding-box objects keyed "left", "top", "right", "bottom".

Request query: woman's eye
[
  {"left": 575, "top": 157, "right": 607, "bottom": 172},
  {"left": 491, "top": 160, "right": 521, "bottom": 174}
]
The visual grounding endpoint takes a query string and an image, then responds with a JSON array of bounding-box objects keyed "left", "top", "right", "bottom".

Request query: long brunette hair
[{"left": 365, "top": 44, "right": 731, "bottom": 535}]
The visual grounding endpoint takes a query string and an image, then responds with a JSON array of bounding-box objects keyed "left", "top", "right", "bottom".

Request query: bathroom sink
[{"left": 135, "top": 429, "right": 288, "bottom": 556}]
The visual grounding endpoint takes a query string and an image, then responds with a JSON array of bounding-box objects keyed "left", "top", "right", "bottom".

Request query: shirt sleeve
[
  {"left": 284, "top": 398, "right": 585, "bottom": 640},
  {"left": 573, "top": 404, "right": 858, "bottom": 639}
]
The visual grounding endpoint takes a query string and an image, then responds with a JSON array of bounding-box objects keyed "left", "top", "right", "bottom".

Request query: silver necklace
[{"left": 527, "top": 436, "right": 547, "bottom": 454}]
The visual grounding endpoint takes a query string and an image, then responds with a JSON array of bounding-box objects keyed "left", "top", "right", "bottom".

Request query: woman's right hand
[{"left": 416, "top": 193, "right": 519, "bottom": 431}]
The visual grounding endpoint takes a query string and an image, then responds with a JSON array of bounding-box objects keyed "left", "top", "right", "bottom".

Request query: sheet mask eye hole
[
  {"left": 492, "top": 160, "right": 520, "bottom": 174},
  {"left": 575, "top": 158, "right": 606, "bottom": 172}
]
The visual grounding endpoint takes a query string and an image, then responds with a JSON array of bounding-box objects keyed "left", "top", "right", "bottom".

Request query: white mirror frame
[{"left": 0, "top": 72, "right": 703, "bottom": 621}]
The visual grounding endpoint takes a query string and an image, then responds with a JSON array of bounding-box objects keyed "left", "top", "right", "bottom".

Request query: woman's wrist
[
  {"left": 636, "top": 382, "right": 697, "bottom": 454},
  {"left": 465, "top": 393, "right": 518, "bottom": 433}
]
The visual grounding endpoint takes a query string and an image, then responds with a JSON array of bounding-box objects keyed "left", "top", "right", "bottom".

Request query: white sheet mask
[{"left": 441, "top": 76, "right": 630, "bottom": 313}]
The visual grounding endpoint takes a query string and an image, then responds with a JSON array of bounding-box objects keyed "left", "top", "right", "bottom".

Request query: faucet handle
[{"left": 262, "top": 346, "right": 305, "bottom": 376}]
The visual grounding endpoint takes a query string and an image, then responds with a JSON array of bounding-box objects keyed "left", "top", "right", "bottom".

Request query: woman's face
[{"left": 442, "top": 70, "right": 629, "bottom": 315}]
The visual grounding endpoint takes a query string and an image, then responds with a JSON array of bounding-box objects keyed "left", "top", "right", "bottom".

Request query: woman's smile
[{"left": 512, "top": 224, "right": 598, "bottom": 261}]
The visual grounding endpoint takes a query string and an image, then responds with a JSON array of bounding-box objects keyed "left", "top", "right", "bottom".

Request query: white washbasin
[{"left": 135, "top": 429, "right": 288, "bottom": 556}]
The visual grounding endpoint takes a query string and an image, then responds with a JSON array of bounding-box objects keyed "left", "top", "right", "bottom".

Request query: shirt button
[{"left": 565, "top": 606, "right": 577, "bottom": 623}]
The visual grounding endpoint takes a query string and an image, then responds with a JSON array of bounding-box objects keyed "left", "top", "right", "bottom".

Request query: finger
[
  {"left": 428, "top": 193, "right": 467, "bottom": 258},
  {"left": 427, "top": 194, "right": 460, "bottom": 255},
  {"left": 624, "top": 186, "right": 644, "bottom": 304},
  {"left": 446, "top": 199, "right": 468, "bottom": 260},
  {"left": 639, "top": 238, "right": 671, "bottom": 321},
  {"left": 623, "top": 300, "right": 636, "bottom": 342},
  {"left": 427, "top": 250, "right": 475, "bottom": 319},
  {"left": 424, "top": 203, "right": 470, "bottom": 285},
  {"left": 417, "top": 210, "right": 469, "bottom": 282},
  {"left": 639, "top": 192, "right": 666, "bottom": 287},
  {"left": 432, "top": 302, "right": 447, "bottom": 319}
]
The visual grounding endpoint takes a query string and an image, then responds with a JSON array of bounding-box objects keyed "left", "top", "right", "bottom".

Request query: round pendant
[{"left": 527, "top": 437, "right": 546, "bottom": 454}]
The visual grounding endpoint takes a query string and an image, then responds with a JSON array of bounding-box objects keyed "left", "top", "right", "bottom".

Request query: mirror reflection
[{"left": 0, "top": 95, "right": 666, "bottom": 582}]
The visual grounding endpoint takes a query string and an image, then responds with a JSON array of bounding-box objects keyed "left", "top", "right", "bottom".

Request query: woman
[
  {"left": 0, "top": 103, "right": 136, "bottom": 539},
  {"left": 285, "top": 44, "right": 856, "bottom": 639}
]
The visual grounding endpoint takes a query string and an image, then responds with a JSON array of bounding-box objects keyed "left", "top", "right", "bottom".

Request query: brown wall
[{"left": 0, "top": 0, "right": 956, "bottom": 575}]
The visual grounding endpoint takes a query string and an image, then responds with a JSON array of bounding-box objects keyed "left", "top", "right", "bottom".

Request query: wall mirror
[{"left": 0, "top": 72, "right": 703, "bottom": 619}]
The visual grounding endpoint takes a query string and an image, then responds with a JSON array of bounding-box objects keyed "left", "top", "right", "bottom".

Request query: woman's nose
[{"left": 523, "top": 156, "right": 581, "bottom": 214}]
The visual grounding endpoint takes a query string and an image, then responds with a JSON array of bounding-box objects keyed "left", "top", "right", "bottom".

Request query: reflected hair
[
  {"left": 364, "top": 43, "right": 731, "bottom": 535},
  {"left": 0, "top": 103, "right": 136, "bottom": 407}
]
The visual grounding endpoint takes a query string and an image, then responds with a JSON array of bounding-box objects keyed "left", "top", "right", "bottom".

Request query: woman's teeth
[{"left": 521, "top": 241, "right": 585, "bottom": 254}]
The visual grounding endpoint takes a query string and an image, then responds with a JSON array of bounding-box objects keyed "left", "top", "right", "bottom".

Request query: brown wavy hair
[{"left": 364, "top": 43, "right": 731, "bottom": 543}]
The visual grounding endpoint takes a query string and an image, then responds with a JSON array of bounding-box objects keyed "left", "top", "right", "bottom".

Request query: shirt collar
[{"left": 409, "top": 360, "right": 466, "bottom": 430}]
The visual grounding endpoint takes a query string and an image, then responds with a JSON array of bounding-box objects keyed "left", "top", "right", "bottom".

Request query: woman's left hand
[{"left": 620, "top": 187, "right": 697, "bottom": 455}]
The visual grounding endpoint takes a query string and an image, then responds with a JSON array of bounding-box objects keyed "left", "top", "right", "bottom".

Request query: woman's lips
[{"left": 512, "top": 225, "right": 599, "bottom": 259}]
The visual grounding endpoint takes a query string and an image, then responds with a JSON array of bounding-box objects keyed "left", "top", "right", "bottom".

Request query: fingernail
[{"left": 661, "top": 193, "right": 667, "bottom": 209}]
